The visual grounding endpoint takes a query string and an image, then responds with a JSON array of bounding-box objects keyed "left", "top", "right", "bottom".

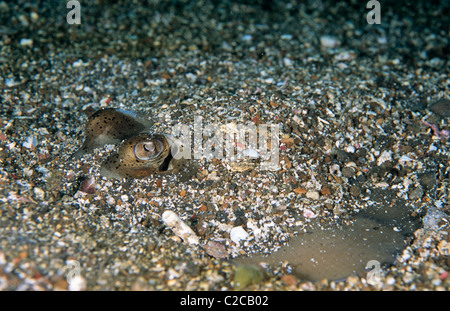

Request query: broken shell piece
[
  {"left": 100, "top": 133, "right": 186, "bottom": 178},
  {"left": 329, "top": 164, "right": 341, "bottom": 176},
  {"left": 162, "top": 210, "right": 199, "bottom": 245},
  {"left": 377, "top": 150, "right": 392, "bottom": 166},
  {"left": 23, "top": 136, "right": 38, "bottom": 149},
  {"left": 70, "top": 108, "right": 152, "bottom": 159},
  {"left": 398, "top": 155, "right": 414, "bottom": 166},
  {"left": 230, "top": 226, "right": 249, "bottom": 244},
  {"left": 79, "top": 176, "right": 96, "bottom": 194}
]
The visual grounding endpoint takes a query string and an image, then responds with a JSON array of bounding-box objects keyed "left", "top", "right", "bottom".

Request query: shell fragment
[{"left": 162, "top": 210, "right": 199, "bottom": 245}]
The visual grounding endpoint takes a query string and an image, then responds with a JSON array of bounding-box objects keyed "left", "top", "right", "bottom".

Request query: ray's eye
[{"left": 134, "top": 139, "right": 163, "bottom": 160}]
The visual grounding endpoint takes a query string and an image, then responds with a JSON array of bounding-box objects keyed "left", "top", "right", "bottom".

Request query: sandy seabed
[{"left": 0, "top": 0, "right": 449, "bottom": 291}]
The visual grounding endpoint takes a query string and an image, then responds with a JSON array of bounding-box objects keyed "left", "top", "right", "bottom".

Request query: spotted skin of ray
[{"left": 70, "top": 108, "right": 152, "bottom": 159}]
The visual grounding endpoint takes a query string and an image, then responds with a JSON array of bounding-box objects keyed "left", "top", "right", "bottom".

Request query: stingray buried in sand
[
  {"left": 100, "top": 133, "right": 186, "bottom": 179},
  {"left": 71, "top": 108, "right": 186, "bottom": 178}
]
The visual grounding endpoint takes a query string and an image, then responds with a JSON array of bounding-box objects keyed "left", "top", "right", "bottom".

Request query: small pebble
[
  {"left": 33, "top": 187, "right": 45, "bottom": 200},
  {"left": 341, "top": 167, "right": 355, "bottom": 178},
  {"left": 437, "top": 240, "right": 450, "bottom": 256},
  {"left": 281, "top": 34, "right": 293, "bottom": 40},
  {"left": 306, "top": 190, "right": 320, "bottom": 200},
  {"left": 320, "top": 187, "right": 331, "bottom": 196},
  {"left": 385, "top": 276, "right": 396, "bottom": 286},
  {"left": 303, "top": 209, "right": 317, "bottom": 218},
  {"left": 22, "top": 136, "right": 37, "bottom": 149},
  {"left": 241, "top": 34, "right": 253, "bottom": 42},
  {"left": 30, "top": 12, "right": 39, "bottom": 23},
  {"left": 408, "top": 187, "right": 423, "bottom": 200},
  {"left": 79, "top": 177, "right": 96, "bottom": 195},
  {"left": 320, "top": 36, "right": 340, "bottom": 48},
  {"left": 334, "top": 51, "right": 356, "bottom": 61},
  {"left": 203, "top": 241, "right": 229, "bottom": 259},
  {"left": 281, "top": 274, "right": 298, "bottom": 287},
  {"left": 350, "top": 185, "right": 361, "bottom": 197},
  {"left": 186, "top": 73, "right": 197, "bottom": 83},
  {"left": 293, "top": 187, "right": 307, "bottom": 195},
  {"left": 283, "top": 57, "right": 293, "bottom": 67}
]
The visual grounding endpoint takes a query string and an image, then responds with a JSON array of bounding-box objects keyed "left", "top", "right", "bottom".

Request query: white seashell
[
  {"left": 23, "top": 136, "right": 37, "bottom": 149},
  {"left": 72, "top": 59, "right": 84, "bottom": 67},
  {"left": 283, "top": 57, "right": 293, "bottom": 67},
  {"left": 241, "top": 34, "right": 253, "bottom": 42},
  {"left": 374, "top": 182, "right": 389, "bottom": 188},
  {"left": 162, "top": 210, "right": 199, "bottom": 245},
  {"left": 398, "top": 155, "right": 414, "bottom": 165},
  {"left": 329, "top": 164, "right": 341, "bottom": 176},
  {"left": 346, "top": 146, "right": 356, "bottom": 153},
  {"left": 377, "top": 150, "right": 392, "bottom": 166},
  {"left": 20, "top": 38, "right": 33, "bottom": 47},
  {"left": 345, "top": 161, "right": 358, "bottom": 168},
  {"left": 292, "top": 115, "right": 302, "bottom": 125},
  {"left": 230, "top": 226, "right": 249, "bottom": 244}
]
